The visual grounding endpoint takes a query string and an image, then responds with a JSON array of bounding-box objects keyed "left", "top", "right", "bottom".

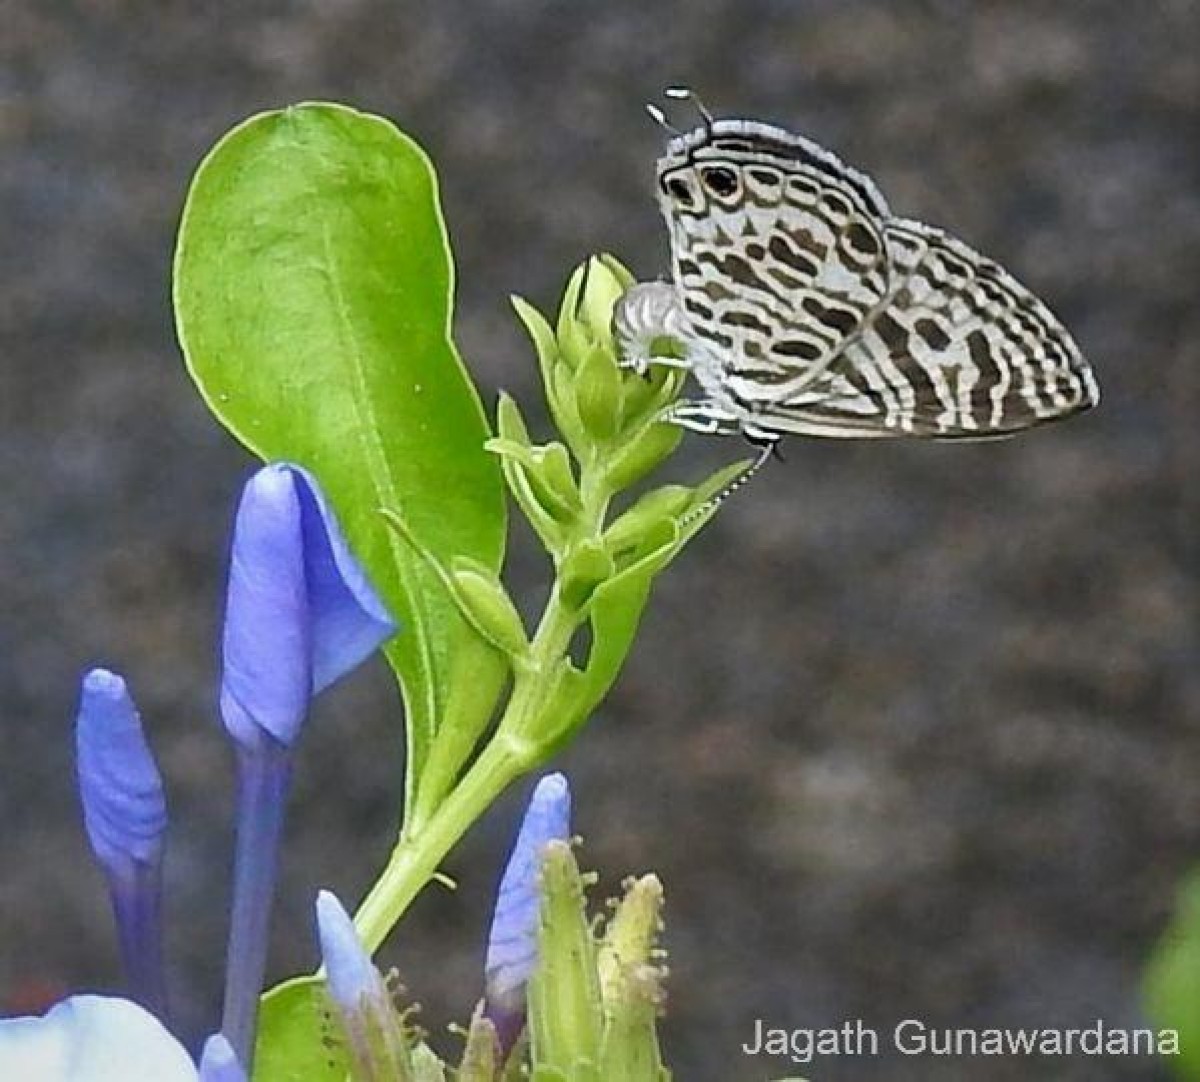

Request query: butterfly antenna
[
  {"left": 645, "top": 102, "right": 683, "bottom": 137},
  {"left": 664, "top": 85, "right": 715, "bottom": 139},
  {"left": 678, "top": 439, "right": 775, "bottom": 530}
]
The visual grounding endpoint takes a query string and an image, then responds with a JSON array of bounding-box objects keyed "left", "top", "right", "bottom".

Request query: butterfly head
[
  {"left": 654, "top": 120, "right": 807, "bottom": 224},
  {"left": 647, "top": 89, "right": 891, "bottom": 227}
]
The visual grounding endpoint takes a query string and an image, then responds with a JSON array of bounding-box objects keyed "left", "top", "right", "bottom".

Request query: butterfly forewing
[{"left": 664, "top": 123, "right": 893, "bottom": 395}]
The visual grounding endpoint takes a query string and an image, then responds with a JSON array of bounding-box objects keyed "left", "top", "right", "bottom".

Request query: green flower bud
[
  {"left": 511, "top": 294, "right": 559, "bottom": 378},
  {"left": 511, "top": 295, "right": 588, "bottom": 454},
  {"left": 596, "top": 876, "right": 669, "bottom": 1080},
  {"left": 574, "top": 344, "right": 623, "bottom": 442},
  {"left": 623, "top": 363, "right": 687, "bottom": 426},
  {"left": 487, "top": 438, "right": 581, "bottom": 527},
  {"left": 484, "top": 441, "right": 568, "bottom": 552},
  {"left": 496, "top": 391, "right": 532, "bottom": 446},
  {"left": 604, "top": 422, "right": 682, "bottom": 492},
  {"left": 596, "top": 252, "right": 636, "bottom": 290},
  {"left": 559, "top": 541, "right": 615, "bottom": 611},
  {"left": 528, "top": 841, "right": 603, "bottom": 1076},
  {"left": 597, "top": 874, "right": 665, "bottom": 1006},
  {"left": 411, "top": 1043, "right": 449, "bottom": 1082},
  {"left": 556, "top": 256, "right": 630, "bottom": 368},
  {"left": 449, "top": 557, "right": 528, "bottom": 657},
  {"left": 596, "top": 962, "right": 669, "bottom": 1082},
  {"left": 547, "top": 359, "right": 588, "bottom": 454},
  {"left": 528, "top": 442, "right": 582, "bottom": 523},
  {"left": 575, "top": 257, "right": 628, "bottom": 351},
  {"left": 557, "top": 314, "right": 592, "bottom": 372},
  {"left": 604, "top": 486, "right": 694, "bottom": 555},
  {"left": 455, "top": 1003, "right": 500, "bottom": 1082}
]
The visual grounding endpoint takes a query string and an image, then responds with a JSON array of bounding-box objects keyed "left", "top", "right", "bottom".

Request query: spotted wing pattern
[
  {"left": 750, "top": 219, "right": 1100, "bottom": 438},
  {"left": 664, "top": 123, "right": 893, "bottom": 397},
  {"left": 656, "top": 119, "right": 1099, "bottom": 440}
]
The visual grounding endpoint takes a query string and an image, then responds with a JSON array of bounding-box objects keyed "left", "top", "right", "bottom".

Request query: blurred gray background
[{"left": 2, "top": 2, "right": 1198, "bottom": 1079}]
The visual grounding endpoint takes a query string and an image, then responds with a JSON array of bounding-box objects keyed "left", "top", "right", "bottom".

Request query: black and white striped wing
[{"left": 751, "top": 219, "right": 1100, "bottom": 439}]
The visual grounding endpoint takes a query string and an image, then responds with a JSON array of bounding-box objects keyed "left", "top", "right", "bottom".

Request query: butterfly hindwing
[{"left": 752, "top": 220, "right": 1099, "bottom": 439}]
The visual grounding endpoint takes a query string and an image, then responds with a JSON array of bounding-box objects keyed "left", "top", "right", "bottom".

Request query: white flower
[{"left": 0, "top": 995, "right": 198, "bottom": 1082}]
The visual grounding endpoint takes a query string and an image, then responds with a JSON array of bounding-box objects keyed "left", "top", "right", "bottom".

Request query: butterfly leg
[
  {"left": 742, "top": 421, "right": 785, "bottom": 460},
  {"left": 664, "top": 398, "right": 743, "bottom": 436},
  {"left": 613, "top": 281, "right": 693, "bottom": 376}
]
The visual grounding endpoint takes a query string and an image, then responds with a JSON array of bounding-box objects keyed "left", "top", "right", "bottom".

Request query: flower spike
[{"left": 218, "top": 464, "right": 398, "bottom": 1069}]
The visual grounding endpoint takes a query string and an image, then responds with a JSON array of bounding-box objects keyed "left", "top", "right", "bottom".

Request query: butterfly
[{"left": 615, "top": 88, "right": 1100, "bottom": 459}]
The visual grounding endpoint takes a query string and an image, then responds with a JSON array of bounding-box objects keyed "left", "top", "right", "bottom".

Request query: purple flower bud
[
  {"left": 219, "top": 463, "right": 397, "bottom": 750},
  {"left": 218, "top": 464, "right": 397, "bottom": 1070},
  {"left": 76, "top": 669, "right": 166, "bottom": 879},
  {"left": 316, "top": 890, "right": 387, "bottom": 1013},
  {"left": 315, "top": 891, "right": 408, "bottom": 1077},
  {"left": 484, "top": 773, "right": 572, "bottom": 1057},
  {"left": 198, "top": 1034, "right": 247, "bottom": 1082},
  {"left": 75, "top": 670, "right": 169, "bottom": 1018}
]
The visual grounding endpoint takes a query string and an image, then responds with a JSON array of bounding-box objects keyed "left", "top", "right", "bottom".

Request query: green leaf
[
  {"left": 1145, "top": 869, "right": 1200, "bottom": 1078},
  {"left": 255, "top": 976, "right": 349, "bottom": 1082},
  {"left": 173, "top": 103, "right": 505, "bottom": 821}
]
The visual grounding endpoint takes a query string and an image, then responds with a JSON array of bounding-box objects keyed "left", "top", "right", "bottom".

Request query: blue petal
[
  {"left": 198, "top": 1035, "right": 246, "bottom": 1082},
  {"left": 485, "top": 773, "right": 572, "bottom": 999},
  {"left": 316, "top": 890, "right": 383, "bottom": 1013},
  {"left": 0, "top": 995, "right": 196, "bottom": 1082},
  {"left": 75, "top": 670, "right": 167, "bottom": 875},
  {"left": 220, "top": 465, "right": 311, "bottom": 748},
  {"left": 287, "top": 466, "right": 398, "bottom": 695},
  {"left": 219, "top": 465, "right": 398, "bottom": 750}
]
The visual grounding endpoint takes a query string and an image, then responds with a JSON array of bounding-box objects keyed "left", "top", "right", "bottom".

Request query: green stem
[
  {"left": 353, "top": 732, "right": 532, "bottom": 953},
  {"left": 353, "top": 449, "right": 612, "bottom": 952}
]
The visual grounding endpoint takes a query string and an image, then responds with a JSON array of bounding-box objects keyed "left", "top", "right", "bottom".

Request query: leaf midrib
[{"left": 320, "top": 220, "right": 440, "bottom": 732}]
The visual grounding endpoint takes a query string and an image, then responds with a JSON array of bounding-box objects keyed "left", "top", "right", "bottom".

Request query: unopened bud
[
  {"left": 605, "top": 487, "right": 694, "bottom": 554},
  {"left": 559, "top": 541, "right": 615, "bottom": 611},
  {"left": 449, "top": 557, "right": 528, "bottom": 657},
  {"left": 527, "top": 842, "right": 603, "bottom": 1074},
  {"left": 598, "top": 874, "right": 665, "bottom": 1005},
  {"left": 605, "top": 423, "right": 682, "bottom": 492},
  {"left": 574, "top": 344, "right": 624, "bottom": 442}
]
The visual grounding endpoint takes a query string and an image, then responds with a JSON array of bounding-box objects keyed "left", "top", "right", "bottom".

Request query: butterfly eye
[
  {"left": 662, "top": 176, "right": 693, "bottom": 205},
  {"left": 702, "top": 166, "right": 739, "bottom": 198}
]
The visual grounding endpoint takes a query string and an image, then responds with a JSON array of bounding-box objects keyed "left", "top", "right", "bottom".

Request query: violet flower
[
  {"left": 484, "top": 773, "right": 572, "bottom": 1059},
  {"left": 75, "top": 669, "right": 169, "bottom": 1019},
  {"left": 218, "top": 464, "right": 397, "bottom": 1068}
]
